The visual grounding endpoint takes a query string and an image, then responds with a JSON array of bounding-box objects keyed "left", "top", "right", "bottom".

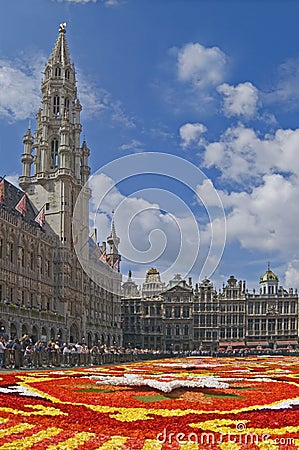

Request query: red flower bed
[{"left": 0, "top": 356, "right": 298, "bottom": 449}]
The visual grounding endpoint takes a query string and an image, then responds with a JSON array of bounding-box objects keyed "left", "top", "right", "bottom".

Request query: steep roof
[{"left": 0, "top": 179, "right": 49, "bottom": 231}]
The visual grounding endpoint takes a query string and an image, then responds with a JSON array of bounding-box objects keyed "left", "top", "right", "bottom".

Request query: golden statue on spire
[{"left": 59, "top": 22, "right": 67, "bottom": 33}]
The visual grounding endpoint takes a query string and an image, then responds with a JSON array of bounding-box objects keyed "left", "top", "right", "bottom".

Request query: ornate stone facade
[
  {"left": 121, "top": 268, "right": 298, "bottom": 351},
  {"left": 0, "top": 25, "right": 122, "bottom": 346}
]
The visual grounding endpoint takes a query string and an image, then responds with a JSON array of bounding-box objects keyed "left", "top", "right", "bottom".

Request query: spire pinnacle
[
  {"left": 49, "top": 23, "right": 71, "bottom": 66},
  {"left": 59, "top": 22, "right": 67, "bottom": 33},
  {"left": 107, "top": 211, "right": 120, "bottom": 249}
]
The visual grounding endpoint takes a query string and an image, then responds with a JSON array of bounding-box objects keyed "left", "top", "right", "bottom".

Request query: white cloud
[
  {"left": 265, "top": 57, "right": 299, "bottom": 109},
  {"left": 0, "top": 55, "right": 45, "bottom": 122},
  {"left": 217, "top": 82, "right": 259, "bottom": 118},
  {"left": 0, "top": 54, "right": 133, "bottom": 128},
  {"left": 285, "top": 260, "right": 299, "bottom": 289},
  {"left": 55, "top": 0, "right": 124, "bottom": 4},
  {"left": 88, "top": 173, "right": 203, "bottom": 282},
  {"left": 76, "top": 69, "right": 134, "bottom": 125},
  {"left": 222, "top": 173, "right": 299, "bottom": 252},
  {"left": 55, "top": 0, "right": 96, "bottom": 3},
  {"left": 110, "top": 100, "right": 136, "bottom": 128},
  {"left": 197, "top": 122, "right": 299, "bottom": 283},
  {"left": 179, "top": 122, "right": 207, "bottom": 148},
  {"left": 177, "top": 43, "right": 227, "bottom": 89},
  {"left": 6, "top": 174, "right": 19, "bottom": 188},
  {"left": 202, "top": 125, "right": 299, "bottom": 184},
  {"left": 77, "top": 79, "right": 109, "bottom": 119},
  {"left": 119, "top": 139, "right": 144, "bottom": 152},
  {"left": 76, "top": 70, "right": 135, "bottom": 126},
  {"left": 102, "top": 0, "right": 124, "bottom": 5}
]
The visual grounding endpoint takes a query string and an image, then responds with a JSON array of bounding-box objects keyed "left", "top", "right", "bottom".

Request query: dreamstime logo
[
  {"left": 72, "top": 152, "right": 226, "bottom": 293},
  {"left": 156, "top": 425, "right": 295, "bottom": 446}
]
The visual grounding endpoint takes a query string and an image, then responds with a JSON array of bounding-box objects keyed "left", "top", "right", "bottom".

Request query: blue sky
[{"left": 1, "top": 0, "right": 299, "bottom": 290}]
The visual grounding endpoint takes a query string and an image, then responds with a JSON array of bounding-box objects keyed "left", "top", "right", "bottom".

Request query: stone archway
[
  {"left": 21, "top": 324, "right": 29, "bottom": 338},
  {"left": 0, "top": 322, "right": 8, "bottom": 340},
  {"left": 87, "top": 332, "right": 92, "bottom": 348},
  {"left": 50, "top": 328, "right": 55, "bottom": 341},
  {"left": 31, "top": 325, "right": 38, "bottom": 343},
  {"left": 57, "top": 328, "right": 63, "bottom": 344},
  {"left": 10, "top": 323, "right": 17, "bottom": 339},
  {"left": 41, "top": 327, "right": 47, "bottom": 343},
  {"left": 70, "top": 323, "right": 79, "bottom": 344}
]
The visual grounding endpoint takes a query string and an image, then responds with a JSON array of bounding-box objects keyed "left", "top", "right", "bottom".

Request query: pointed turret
[
  {"left": 21, "top": 126, "right": 34, "bottom": 182},
  {"left": 48, "top": 22, "right": 71, "bottom": 67},
  {"left": 107, "top": 215, "right": 121, "bottom": 271}
]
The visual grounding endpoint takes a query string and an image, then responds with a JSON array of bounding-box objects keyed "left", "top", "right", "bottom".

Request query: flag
[
  {"left": 100, "top": 251, "right": 107, "bottom": 262},
  {"left": 15, "top": 194, "right": 27, "bottom": 216},
  {"left": 35, "top": 208, "right": 45, "bottom": 227},
  {"left": 0, "top": 179, "right": 4, "bottom": 203},
  {"left": 113, "top": 259, "right": 119, "bottom": 271},
  {"left": 92, "top": 245, "right": 101, "bottom": 259}
]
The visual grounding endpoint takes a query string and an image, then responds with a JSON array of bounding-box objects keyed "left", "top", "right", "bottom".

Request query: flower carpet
[{"left": 0, "top": 357, "right": 299, "bottom": 449}]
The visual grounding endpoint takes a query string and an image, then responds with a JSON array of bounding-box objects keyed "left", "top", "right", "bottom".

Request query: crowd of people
[
  {"left": 0, "top": 335, "right": 296, "bottom": 370},
  {"left": 0, "top": 335, "right": 167, "bottom": 370}
]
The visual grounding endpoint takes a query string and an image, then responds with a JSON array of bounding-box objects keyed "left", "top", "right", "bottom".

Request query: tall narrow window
[
  {"left": 55, "top": 67, "right": 61, "bottom": 77},
  {"left": 65, "top": 69, "right": 70, "bottom": 80},
  {"left": 19, "top": 247, "right": 25, "bottom": 267},
  {"left": 51, "top": 139, "right": 59, "bottom": 167},
  {"left": 0, "top": 237, "right": 3, "bottom": 259},
  {"left": 64, "top": 98, "right": 70, "bottom": 116},
  {"left": 8, "top": 242, "right": 14, "bottom": 263},
  {"left": 30, "top": 249, "right": 34, "bottom": 270},
  {"left": 53, "top": 96, "right": 60, "bottom": 117}
]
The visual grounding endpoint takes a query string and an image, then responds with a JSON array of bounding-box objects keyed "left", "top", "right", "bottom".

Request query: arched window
[
  {"left": 53, "top": 96, "right": 60, "bottom": 117},
  {"left": 64, "top": 98, "right": 70, "bottom": 116},
  {"left": 55, "top": 67, "right": 61, "bottom": 78},
  {"left": 51, "top": 139, "right": 59, "bottom": 167},
  {"left": 0, "top": 235, "right": 4, "bottom": 259},
  {"left": 19, "top": 247, "right": 25, "bottom": 267},
  {"left": 7, "top": 240, "right": 14, "bottom": 264},
  {"left": 65, "top": 69, "right": 70, "bottom": 80},
  {"left": 30, "top": 247, "right": 35, "bottom": 271}
]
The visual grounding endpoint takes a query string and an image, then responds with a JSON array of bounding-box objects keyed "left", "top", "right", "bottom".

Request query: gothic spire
[
  {"left": 19, "top": 24, "right": 90, "bottom": 247},
  {"left": 107, "top": 212, "right": 120, "bottom": 251},
  {"left": 107, "top": 213, "right": 121, "bottom": 271},
  {"left": 48, "top": 22, "right": 71, "bottom": 67}
]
